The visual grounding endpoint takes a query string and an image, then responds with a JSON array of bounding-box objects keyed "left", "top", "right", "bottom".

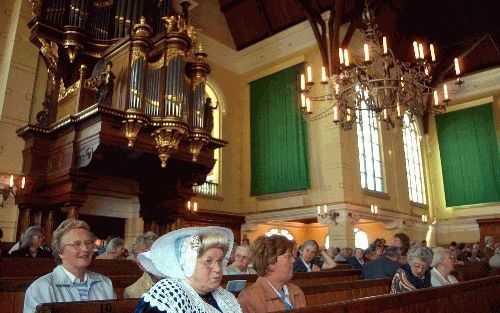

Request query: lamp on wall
[
  {"left": 1, "top": 175, "right": 25, "bottom": 207},
  {"left": 299, "top": 0, "right": 461, "bottom": 130},
  {"left": 187, "top": 200, "right": 198, "bottom": 212},
  {"left": 317, "top": 204, "right": 339, "bottom": 224},
  {"left": 370, "top": 204, "right": 378, "bottom": 215}
]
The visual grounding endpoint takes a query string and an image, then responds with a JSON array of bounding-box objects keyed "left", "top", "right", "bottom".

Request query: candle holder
[{"left": 317, "top": 205, "right": 339, "bottom": 224}]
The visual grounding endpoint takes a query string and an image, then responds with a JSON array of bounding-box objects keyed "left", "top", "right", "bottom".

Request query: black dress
[{"left": 10, "top": 247, "right": 53, "bottom": 258}]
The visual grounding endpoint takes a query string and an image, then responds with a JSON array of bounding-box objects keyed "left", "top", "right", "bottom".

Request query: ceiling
[{"left": 190, "top": 0, "right": 500, "bottom": 76}]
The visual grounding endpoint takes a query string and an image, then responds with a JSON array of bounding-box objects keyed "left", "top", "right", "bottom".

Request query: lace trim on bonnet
[{"left": 143, "top": 278, "right": 242, "bottom": 313}]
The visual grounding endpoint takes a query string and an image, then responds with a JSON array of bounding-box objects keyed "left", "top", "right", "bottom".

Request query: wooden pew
[
  {"left": 452, "top": 261, "right": 489, "bottom": 281},
  {"left": 221, "top": 268, "right": 363, "bottom": 288},
  {"left": 0, "top": 257, "right": 143, "bottom": 278},
  {"left": 33, "top": 279, "right": 391, "bottom": 313},
  {"left": 275, "top": 275, "right": 500, "bottom": 313}
]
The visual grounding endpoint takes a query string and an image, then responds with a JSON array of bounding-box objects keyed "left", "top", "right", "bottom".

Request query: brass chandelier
[{"left": 299, "top": 0, "right": 462, "bottom": 130}]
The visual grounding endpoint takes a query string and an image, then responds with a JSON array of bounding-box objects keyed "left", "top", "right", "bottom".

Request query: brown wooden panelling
[{"left": 477, "top": 218, "right": 500, "bottom": 244}]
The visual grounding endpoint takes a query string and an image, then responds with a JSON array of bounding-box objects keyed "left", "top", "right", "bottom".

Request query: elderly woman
[
  {"left": 124, "top": 231, "right": 160, "bottom": 299},
  {"left": 23, "top": 219, "right": 116, "bottom": 313},
  {"left": 10, "top": 225, "right": 52, "bottom": 258},
  {"left": 225, "top": 245, "right": 257, "bottom": 274},
  {"left": 293, "top": 240, "right": 321, "bottom": 272},
  {"left": 488, "top": 247, "right": 500, "bottom": 269},
  {"left": 237, "top": 235, "right": 306, "bottom": 312},
  {"left": 390, "top": 245, "right": 433, "bottom": 293},
  {"left": 95, "top": 237, "right": 126, "bottom": 259},
  {"left": 133, "top": 226, "right": 242, "bottom": 313},
  {"left": 431, "top": 247, "right": 459, "bottom": 286}
]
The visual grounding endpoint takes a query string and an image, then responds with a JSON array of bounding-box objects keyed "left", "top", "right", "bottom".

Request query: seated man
[
  {"left": 124, "top": 231, "right": 160, "bottom": 298},
  {"left": 363, "top": 246, "right": 401, "bottom": 279},
  {"left": 24, "top": 219, "right": 116, "bottom": 313},
  {"left": 293, "top": 240, "right": 321, "bottom": 272},
  {"left": 347, "top": 248, "right": 365, "bottom": 269},
  {"left": 226, "top": 245, "right": 257, "bottom": 274}
]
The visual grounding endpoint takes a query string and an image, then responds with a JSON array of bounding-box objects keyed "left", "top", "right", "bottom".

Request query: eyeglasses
[
  {"left": 235, "top": 254, "right": 249, "bottom": 260},
  {"left": 410, "top": 261, "right": 429, "bottom": 271},
  {"left": 64, "top": 240, "right": 95, "bottom": 250},
  {"left": 197, "top": 258, "right": 224, "bottom": 269}
]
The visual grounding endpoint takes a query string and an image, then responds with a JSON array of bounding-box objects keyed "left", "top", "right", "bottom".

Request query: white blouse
[{"left": 430, "top": 268, "right": 459, "bottom": 287}]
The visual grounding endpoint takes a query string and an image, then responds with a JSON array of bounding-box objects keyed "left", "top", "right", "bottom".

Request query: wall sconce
[
  {"left": 1, "top": 175, "right": 25, "bottom": 207},
  {"left": 187, "top": 200, "right": 198, "bottom": 212},
  {"left": 317, "top": 204, "right": 339, "bottom": 224},
  {"left": 421, "top": 214, "right": 428, "bottom": 223},
  {"left": 370, "top": 204, "right": 378, "bottom": 214}
]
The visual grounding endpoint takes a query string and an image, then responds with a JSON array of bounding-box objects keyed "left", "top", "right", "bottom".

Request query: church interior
[{"left": 0, "top": 0, "right": 499, "bottom": 256}]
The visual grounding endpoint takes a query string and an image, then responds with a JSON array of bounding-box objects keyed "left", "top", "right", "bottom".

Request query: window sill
[
  {"left": 410, "top": 201, "right": 428, "bottom": 209},
  {"left": 363, "top": 189, "right": 390, "bottom": 200},
  {"left": 255, "top": 189, "right": 308, "bottom": 200}
]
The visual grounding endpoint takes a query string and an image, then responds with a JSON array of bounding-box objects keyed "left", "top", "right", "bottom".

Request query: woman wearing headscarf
[
  {"left": 133, "top": 226, "right": 242, "bottom": 313},
  {"left": 237, "top": 235, "right": 306, "bottom": 312},
  {"left": 10, "top": 225, "right": 52, "bottom": 258},
  {"left": 390, "top": 245, "right": 433, "bottom": 293}
]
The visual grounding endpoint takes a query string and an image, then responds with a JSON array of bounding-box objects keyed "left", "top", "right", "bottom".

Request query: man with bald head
[{"left": 225, "top": 245, "right": 257, "bottom": 274}]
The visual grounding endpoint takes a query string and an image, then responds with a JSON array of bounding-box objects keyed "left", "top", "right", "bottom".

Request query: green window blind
[
  {"left": 436, "top": 103, "right": 500, "bottom": 207},
  {"left": 250, "top": 64, "right": 310, "bottom": 196}
]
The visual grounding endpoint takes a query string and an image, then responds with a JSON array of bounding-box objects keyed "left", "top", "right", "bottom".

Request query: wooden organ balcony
[{"left": 14, "top": 0, "right": 241, "bottom": 240}]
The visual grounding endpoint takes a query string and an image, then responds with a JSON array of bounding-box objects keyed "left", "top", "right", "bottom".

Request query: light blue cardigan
[{"left": 23, "top": 264, "right": 116, "bottom": 313}]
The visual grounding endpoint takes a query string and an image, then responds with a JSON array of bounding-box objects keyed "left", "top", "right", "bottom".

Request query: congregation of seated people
[{"left": 3, "top": 222, "right": 498, "bottom": 313}]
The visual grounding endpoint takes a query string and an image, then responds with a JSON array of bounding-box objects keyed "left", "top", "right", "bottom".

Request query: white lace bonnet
[{"left": 137, "top": 226, "right": 234, "bottom": 279}]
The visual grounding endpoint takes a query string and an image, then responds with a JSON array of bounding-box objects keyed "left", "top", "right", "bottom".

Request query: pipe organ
[{"left": 27, "top": 0, "right": 223, "bottom": 168}]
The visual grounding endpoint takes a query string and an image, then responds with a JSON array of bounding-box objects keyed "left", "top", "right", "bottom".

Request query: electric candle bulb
[
  {"left": 335, "top": 83, "right": 340, "bottom": 95},
  {"left": 21, "top": 177, "right": 25, "bottom": 189},
  {"left": 397, "top": 102, "right": 401, "bottom": 117},
  {"left": 364, "top": 43, "right": 370, "bottom": 61},
  {"left": 301, "top": 94, "right": 306, "bottom": 108},
  {"left": 339, "top": 48, "right": 344, "bottom": 64},
  {"left": 317, "top": 205, "right": 321, "bottom": 215},
  {"left": 346, "top": 108, "right": 351, "bottom": 121},
  {"left": 187, "top": 200, "right": 191, "bottom": 210},
  {"left": 323, "top": 204, "right": 327, "bottom": 214},
  {"left": 413, "top": 41, "right": 419, "bottom": 59},
  {"left": 333, "top": 105, "right": 339, "bottom": 121},
  {"left": 383, "top": 37, "right": 388, "bottom": 54},
  {"left": 307, "top": 66, "right": 312, "bottom": 83},
  {"left": 194, "top": 202, "right": 198, "bottom": 212},
  {"left": 321, "top": 66, "right": 327, "bottom": 82},
  {"left": 434, "top": 90, "right": 439, "bottom": 106},
  {"left": 344, "top": 49, "right": 350, "bottom": 67},
  {"left": 383, "top": 109, "right": 388, "bottom": 120},
  {"left": 418, "top": 43, "right": 424, "bottom": 59},
  {"left": 306, "top": 98, "right": 311, "bottom": 113},
  {"left": 300, "top": 74, "right": 305, "bottom": 90},
  {"left": 443, "top": 84, "right": 449, "bottom": 100},
  {"left": 9, "top": 175, "right": 13, "bottom": 187},
  {"left": 430, "top": 44, "right": 436, "bottom": 61},
  {"left": 454, "top": 58, "right": 461, "bottom": 76}
]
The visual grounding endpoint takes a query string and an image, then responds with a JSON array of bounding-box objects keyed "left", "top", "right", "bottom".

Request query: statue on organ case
[
  {"left": 204, "top": 97, "right": 218, "bottom": 133},
  {"left": 95, "top": 61, "right": 115, "bottom": 107}
]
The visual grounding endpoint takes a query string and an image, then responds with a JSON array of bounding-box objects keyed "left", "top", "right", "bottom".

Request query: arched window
[
  {"left": 266, "top": 228, "right": 294, "bottom": 240},
  {"left": 402, "top": 115, "right": 426, "bottom": 204},
  {"left": 353, "top": 228, "right": 369, "bottom": 249},
  {"left": 192, "top": 82, "right": 222, "bottom": 196},
  {"left": 356, "top": 101, "right": 384, "bottom": 192}
]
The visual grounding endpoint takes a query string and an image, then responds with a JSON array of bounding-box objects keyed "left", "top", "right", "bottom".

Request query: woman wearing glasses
[
  {"left": 237, "top": 235, "right": 306, "bottom": 312},
  {"left": 390, "top": 245, "right": 433, "bottom": 293},
  {"left": 23, "top": 219, "right": 116, "bottom": 313},
  {"left": 9, "top": 225, "right": 52, "bottom": 258},
  {"left": 133, "top": 226, "right": 242, "bottom": 313}
]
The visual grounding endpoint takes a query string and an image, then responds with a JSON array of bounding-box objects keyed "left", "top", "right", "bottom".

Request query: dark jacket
[
  {"left": 293, "top": 258, "right": 313, "bottom": 272},
  {"left": 363, "top": 255, "right": 401, "bottom": 279},
  {"left": 10, "top": 247, "right": 53, "bottom": 258},
  {"left": 347, "top": 256, "right": 365, "bottom": 269}
]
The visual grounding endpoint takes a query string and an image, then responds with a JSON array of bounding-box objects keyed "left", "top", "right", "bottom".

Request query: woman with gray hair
[
  {"left": 23, "top": 219, "right": 115, "bottom": 313},
  {"left": 10, "top": 225, "right": 52, "bottom": 258},
  {"left": 390, "top": 245, "right": 433, "bottom": 293},
  {"left": 96, "top": 237, "right": 126, "bottom": 260},
  {"left": 430, "top": 247, "right": 459, "bottom": 286}
]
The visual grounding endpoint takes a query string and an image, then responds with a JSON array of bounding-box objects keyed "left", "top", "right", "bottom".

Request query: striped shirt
[{"left": 61, "top": 267, "right": 90, "bottom": 300}]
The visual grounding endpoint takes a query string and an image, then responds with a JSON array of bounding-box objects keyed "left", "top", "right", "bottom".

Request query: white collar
[
  {"left": 432, "top": 268, "right": 451, "bottom": 284},
  {"left": 300, "top": 258, "right": 311, "bottom": 271},
  {"left": 62, "top": 266, "right": 88, "bottom": 283}
]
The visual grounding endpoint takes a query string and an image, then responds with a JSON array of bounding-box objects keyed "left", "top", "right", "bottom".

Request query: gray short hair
[
  {"left": 197, "top": 232, "right": 230, "bottom": 258},
  {"left": 52, "top": 219, "right": 92, "bottom": 264},
  {"left": 106, "top": 237, "right": 125, "bottom": 253},
  {"left": 495, "top": 247, "right": 500, "bottom": 255},
  {"left": 235, "top": 245, "right": 251, "bottom": 254},
  {"left": 20, "top": 225, "right": 43, "bottom": 249},
  {"left": 407, "top": 245, "right": 433, "bottom": 265},
  {"left": 485, "top": 236, "right": 494, "bottom": 245},
  {"left": 131, "top": 231, "right": 158, "bottom": 254},
  {"left": 299, "top": 240, "right": 319, "bottom": 253},
  {"left": 431, "top": 247, "right": 450, "bottom": 267},
  {"left": 383, "top": 246, "right": 402, "bottom": 258}
]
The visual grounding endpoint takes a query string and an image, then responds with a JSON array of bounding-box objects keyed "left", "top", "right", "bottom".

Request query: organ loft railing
[{"left": 27, "top": 0, "right": 225, "bottom": 167}]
